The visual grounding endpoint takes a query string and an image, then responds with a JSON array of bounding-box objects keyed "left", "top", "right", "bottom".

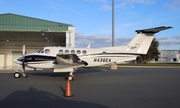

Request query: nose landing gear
[
  {"left": 65, "top": 72, "right": 75, "bottom": 81},
  {"left": 14, "top": 72, "right": 21, "bottom": 78}
]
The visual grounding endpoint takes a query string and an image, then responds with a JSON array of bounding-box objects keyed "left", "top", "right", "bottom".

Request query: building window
[
  {"left": 65, "top": 50, "right": 69, "bottom": 54},
  {"left": 76, "top": 50, "right": 81, "bottom": 54},
  {"left": 173, "top": 58, "right": 177, "bottom": 61},
  {"left": 155, "top": 58, "right": 158, "bottom": 61},
  {"left": 71, "top": 50, "right": 75, "bottom": 54},
  {"left": 82, "top": 50, "right": 87, "bottom": 54}
]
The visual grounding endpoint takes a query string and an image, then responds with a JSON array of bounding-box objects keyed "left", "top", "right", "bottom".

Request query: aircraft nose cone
[{"left": 13, "top": 57, "right": 22, "bottom": 64}]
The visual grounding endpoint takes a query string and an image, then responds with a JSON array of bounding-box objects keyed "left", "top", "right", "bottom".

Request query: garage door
[
  {"left": 12, "top": 53, "right": 21, "bottom": 69},
  {"left": 0, "top": 54, "right": 5, "bottom": 69}
]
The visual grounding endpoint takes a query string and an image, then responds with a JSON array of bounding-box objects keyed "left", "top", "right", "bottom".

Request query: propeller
[{"left": 21, "top": 44, "right": 26, "bottom": 77}]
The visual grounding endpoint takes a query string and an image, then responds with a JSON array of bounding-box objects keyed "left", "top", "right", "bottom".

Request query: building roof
[{"left": 0, "top": 13, "right": 73, "bottom": 32}]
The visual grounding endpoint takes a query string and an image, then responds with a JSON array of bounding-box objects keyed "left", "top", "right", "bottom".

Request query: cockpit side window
[
  {"left": 25, "top": 56, "right": 34, "bottom": 62},
  {"left": 24, "top": 55, "right": 56, "bottom": 62},
  {"left": 45, "top": 49, "right": 50, "bottom": 53},
  {"left": 37, "top": 48, "right": 44, "bottom": 53}
]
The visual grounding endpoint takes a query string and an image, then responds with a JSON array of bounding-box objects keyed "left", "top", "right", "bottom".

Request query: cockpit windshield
[{"left": 37, "top": 48, "right": 44, "bottom": 53}]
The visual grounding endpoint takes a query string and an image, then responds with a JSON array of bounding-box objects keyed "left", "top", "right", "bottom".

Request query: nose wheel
[
  {"left": 65, "top": 72, "right": 74, "bottom": 81},
  {"left": 14, "top": 72, "right": 21, "bottom": 78}
]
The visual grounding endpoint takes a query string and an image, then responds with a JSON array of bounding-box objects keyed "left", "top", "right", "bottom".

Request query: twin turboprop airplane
[{"left": 13, "top": 26, "right": 172, "bottom": 80}]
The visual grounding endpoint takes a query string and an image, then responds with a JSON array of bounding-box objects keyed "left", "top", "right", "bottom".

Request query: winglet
[{"left": 135, "top": 26, "right": 173, "bottom": 34}]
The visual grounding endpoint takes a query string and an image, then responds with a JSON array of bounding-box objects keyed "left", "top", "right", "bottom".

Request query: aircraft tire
[
  {"left": 14, "top": 72, "right": 21, "bottom": 78},
  {"left": 68, "top": 75, "right": 74, "bottom": 81}
]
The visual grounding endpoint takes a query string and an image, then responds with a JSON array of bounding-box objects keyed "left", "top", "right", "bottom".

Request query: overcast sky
[{"left": 0, "top": 0, "right": 180, "bottom": 50}]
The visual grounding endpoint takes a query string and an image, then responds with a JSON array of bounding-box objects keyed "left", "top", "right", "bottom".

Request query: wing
[{"left": 55, "top": 53, "right": 88, "bottom": 66}]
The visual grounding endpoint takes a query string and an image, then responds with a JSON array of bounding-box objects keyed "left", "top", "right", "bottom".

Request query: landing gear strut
[{"left": 65, "top": 72, "right": 74, "bottom": 81}]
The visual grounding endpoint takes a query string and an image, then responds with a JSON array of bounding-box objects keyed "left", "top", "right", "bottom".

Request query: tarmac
[{"left": 0, "top": 68, "right": 180, "bottom": 108}]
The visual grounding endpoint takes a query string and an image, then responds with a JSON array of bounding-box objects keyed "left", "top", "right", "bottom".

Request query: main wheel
[
  {"left": 14, "top": 72, "right": 21, "bottom": 78},
  {"left": 68, "top": 75, "right": 74, "bottom": 81}
]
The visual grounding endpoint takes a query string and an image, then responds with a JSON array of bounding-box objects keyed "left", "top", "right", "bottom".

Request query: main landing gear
[{"left": 65, "top": 72, "right": 75, "bottom": 81}]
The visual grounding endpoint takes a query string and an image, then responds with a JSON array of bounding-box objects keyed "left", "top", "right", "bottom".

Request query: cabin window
[
  {"left": 102, "top": 51, "right": 107, "bottom": 54},
  {"left": 71, "top": 50, "right": 75, "bottom": 54},
  {"left": 45, "top": 49, "right": 50, "bottom": 53},
  {"left": 65, "top": 50, "right": 69, "bottom": 54},
  {"left": 59, "top": 49, "right": 63, "bottom": 53},
  {"left": 76, "top": 50, "right": 81, "bottom": 54},
  {"left": 82, "top": 50, "right": 87, "bottom": 54}
]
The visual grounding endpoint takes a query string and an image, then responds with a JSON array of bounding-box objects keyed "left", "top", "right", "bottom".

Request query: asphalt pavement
[{"left": 0, "top": 68, "right": 180, "bottom": 108}]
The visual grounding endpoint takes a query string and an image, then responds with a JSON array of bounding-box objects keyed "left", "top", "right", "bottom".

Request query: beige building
[
  {"left": 0, "top": 13, "right": 75, "bottom": 70},
  {"left": 150, "top": 50, "right": 180, "bottom": 63}
]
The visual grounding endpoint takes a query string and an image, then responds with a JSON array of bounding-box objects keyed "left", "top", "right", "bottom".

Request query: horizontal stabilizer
[{"left": 135, "top": 26, "right": 172, "bottom": 34}]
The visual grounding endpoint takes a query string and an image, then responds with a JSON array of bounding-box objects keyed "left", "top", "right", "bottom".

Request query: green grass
[{"left": 118, "top": 63, "right": 180, "bottom": 67}]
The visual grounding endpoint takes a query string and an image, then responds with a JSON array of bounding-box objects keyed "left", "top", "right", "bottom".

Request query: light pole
[
  {"left": 110, "top": 0, "right": 117, "bottom": 70},
  {"left": 112, "top": 0, "right": 115, "bottom": 47}
]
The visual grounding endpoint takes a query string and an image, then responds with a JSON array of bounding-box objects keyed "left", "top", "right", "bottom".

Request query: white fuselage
[{"left": 14, "top": 46, "right": 137, "bottom": 69}]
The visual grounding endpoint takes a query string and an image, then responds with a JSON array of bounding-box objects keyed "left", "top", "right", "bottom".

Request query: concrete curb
[{"left": 117, "top": 66, "right": 180, "bottom": 68}]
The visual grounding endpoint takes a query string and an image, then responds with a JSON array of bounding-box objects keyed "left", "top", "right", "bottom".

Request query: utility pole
[
  {"left": 110, "top": 0, "right": 117, "bottom": 70},
  {"left": 112, "top": 0, "right": 115, "bottom": 47}
]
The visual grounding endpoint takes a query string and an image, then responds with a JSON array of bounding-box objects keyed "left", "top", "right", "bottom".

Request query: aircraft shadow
[
  {"left": 76, "top": 67, "right": 109, "bottom": 74},
  {"left": 0, "top": 87, "right": 109, "bottom": 108}
]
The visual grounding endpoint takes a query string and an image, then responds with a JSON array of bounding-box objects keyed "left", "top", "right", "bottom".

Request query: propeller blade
[
  {"left": 22, "top": 44, "right": 26, "bottom": 77},
  {"left": 22, "top": 60, "right": 26, "bottom": 76}
]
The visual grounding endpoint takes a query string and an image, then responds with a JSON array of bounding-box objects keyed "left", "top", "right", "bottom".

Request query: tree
[{"left": 138, "top": 38, "right": 160, "bottom": 63}]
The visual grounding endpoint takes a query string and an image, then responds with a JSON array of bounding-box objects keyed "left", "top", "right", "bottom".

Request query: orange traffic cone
[{"left": 64, "top": 80, "right": 73, "bottom": 97}]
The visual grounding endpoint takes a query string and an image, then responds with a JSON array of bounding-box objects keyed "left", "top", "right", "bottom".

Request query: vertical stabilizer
[
  {"left": 126, "top": 26, "right": 172, "bottom": 54},
  {"left": 126, "top": 33, "right": 154, "bottom": 54}
]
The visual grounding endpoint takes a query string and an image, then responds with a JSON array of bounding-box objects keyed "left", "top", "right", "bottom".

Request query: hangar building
[{"left": 0, "top": 13, "right": 75, "bottom": 70}]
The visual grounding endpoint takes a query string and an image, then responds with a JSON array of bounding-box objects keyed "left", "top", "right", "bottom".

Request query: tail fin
[{"left": 125, "top": 26, "right": 172, "bottom": 54}]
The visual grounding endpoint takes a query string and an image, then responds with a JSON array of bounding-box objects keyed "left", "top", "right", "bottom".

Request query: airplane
[{"left": 13, "top": 26, "right": 172, "bottom": 80}]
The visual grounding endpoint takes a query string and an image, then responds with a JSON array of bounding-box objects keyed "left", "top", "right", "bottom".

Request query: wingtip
[{"left": 164, "top": 26, "right": 173, "bottom": 28}]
